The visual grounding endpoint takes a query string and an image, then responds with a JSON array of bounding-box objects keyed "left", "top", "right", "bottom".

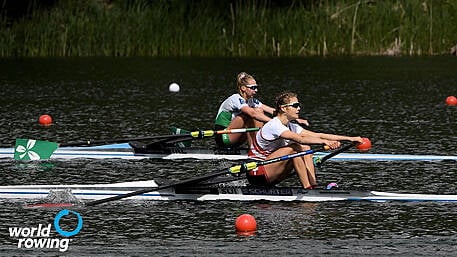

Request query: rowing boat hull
[
  {"left": 1, "top": 180, "right": 457, "bottom": 202},
  {"left": 2, "top": 143, "right": 457, "bottom": 161},
  {"left": 0, "top": 144, "right": 250, "bottom": 160}
]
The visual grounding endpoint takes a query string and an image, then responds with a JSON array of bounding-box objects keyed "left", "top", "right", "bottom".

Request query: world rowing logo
[
  {"left": 54, "top": 209, "right": 83, "bottom": 237},
  {"left": 8, "top": 209, "right": 83, "bottom": 252}
]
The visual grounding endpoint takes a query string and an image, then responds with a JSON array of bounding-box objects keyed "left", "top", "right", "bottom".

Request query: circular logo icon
[{"left": 54, "top": 209, "right": 83, "bottom": 237}]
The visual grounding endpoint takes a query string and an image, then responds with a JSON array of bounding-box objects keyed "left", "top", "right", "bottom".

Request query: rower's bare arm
[
  {"left": 295, "top": 118, "right": 309, "bottom": 126},
  {"left": 261, "top": 104, "right": 275, "bottom": 116},
  {"left": 300, "top": 130, "right": 362, "bottom": 143},
  {"left": 280, "top": 130, "right": 331, "bottom": 146},
  {"left": 241, "top": 106, "right": 271, "bottom": 123},
  {"left": 321, "top": 134, "right": 363, "bottom": 143}
]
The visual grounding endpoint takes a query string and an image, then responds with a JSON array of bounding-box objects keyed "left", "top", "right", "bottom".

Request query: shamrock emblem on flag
[
  {"left": 14, "top": 139, "right": 58, "bottom": 160},
  {"left": 15, "top": 139, "right": 41, "bottom": 160}
]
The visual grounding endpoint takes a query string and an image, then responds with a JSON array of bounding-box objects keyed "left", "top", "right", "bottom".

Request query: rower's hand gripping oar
[
  {"left": 13, "top": 128, "right": 259, "bottom": 161},
  {"left": 84, "top": 145, "right": 330, "bottom": 206}
]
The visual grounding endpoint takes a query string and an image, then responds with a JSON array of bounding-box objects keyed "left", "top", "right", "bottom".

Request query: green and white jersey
[{"left": 214, "top": 93, "right": 263, "bottom": 127}]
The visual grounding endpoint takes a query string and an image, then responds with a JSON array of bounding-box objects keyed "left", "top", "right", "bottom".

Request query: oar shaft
[
  {"left": 217, "top": 128, "right": 259, "bottom": 134},
  {"left": 316, "top": 143, "right": 355, "bottom": 166},
  {"left": 85, "top": 168, "right": 231, "bottom": 206},
  {"left": 61, "top": 128, "right": 260, "bottom": 147},
  {"left": 261, "top": 148, "right": 319, "bottom": 165},
  {"left": 190, "top": 128, "right": 259, "bottom": 138},
  {"left": 60, "top": 134, "right": 191, "bottom": 147},
  {"left": 229, "top": 146, "right": 328, "bottom": 173}
]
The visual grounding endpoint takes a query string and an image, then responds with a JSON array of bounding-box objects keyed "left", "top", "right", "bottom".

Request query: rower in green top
[{"left": 214, "top": 72, "right": 275, "bottom": 148}]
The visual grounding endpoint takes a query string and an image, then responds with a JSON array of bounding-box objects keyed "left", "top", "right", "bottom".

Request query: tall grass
[{"left": 1, "top": 0, "right": 456, "bottom": 57}]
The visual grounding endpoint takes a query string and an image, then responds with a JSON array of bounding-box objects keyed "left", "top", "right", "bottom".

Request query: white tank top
[{"left": 249, "top": 117, "right": 303, "bottom": 159}]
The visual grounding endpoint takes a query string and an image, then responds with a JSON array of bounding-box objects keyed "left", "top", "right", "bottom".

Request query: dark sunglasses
[
  {"left": 281, "top": 102, "right": 301, "bottom": 108},
  {"left": 245, "top": 84, "right": 258, "bottom": 90}
]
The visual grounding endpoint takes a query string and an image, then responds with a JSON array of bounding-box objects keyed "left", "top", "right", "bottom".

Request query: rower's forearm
[
  {"left": 253, "top": 112, "right": 272, "bottom": 123},
  {"left": 319, "top": 133, "right": 357, "bottom": 142},
  {"left": 298, "top": 136, "right": 328, "bottom": 145}
]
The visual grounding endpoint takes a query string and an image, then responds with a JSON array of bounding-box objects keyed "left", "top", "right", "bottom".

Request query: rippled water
[{"left": 0, "top": 57, "right": 456, "bottom": 256}]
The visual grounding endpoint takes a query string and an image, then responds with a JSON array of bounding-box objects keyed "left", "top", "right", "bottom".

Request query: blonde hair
[{"left": 236, "top": 72, "right": 255, "bottom": 90}]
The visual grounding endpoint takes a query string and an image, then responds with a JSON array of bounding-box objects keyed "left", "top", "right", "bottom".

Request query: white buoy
[{"left": 169, "top": 82, "right": 180, "bottom": 93}]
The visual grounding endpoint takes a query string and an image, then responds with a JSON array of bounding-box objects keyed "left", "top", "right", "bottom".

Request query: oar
[
  {"left": 314, "top": 138, "right": 371, "bottom": 167},
  {"left": 84, "top": 167, "right": 235, "bottom": 206},
  {"left": 60, "top": 127, "right": 260, "bottom": 147},
  {"left": 84, "top": 145, "right": 330, "bottom": 206},
  {"left": 13, "top": 127, "right": 260, "bottom": 161},
  {"left": 314, "top": 142, "right": 356, "bottom": 167}
]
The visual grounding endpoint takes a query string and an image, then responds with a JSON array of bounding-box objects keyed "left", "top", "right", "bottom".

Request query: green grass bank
[{"left": 1, "top": 0, "right": 457, "bottom": 57}]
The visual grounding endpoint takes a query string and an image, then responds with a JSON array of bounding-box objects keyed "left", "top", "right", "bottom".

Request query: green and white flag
[{"left": 14, "top": 139, "right": 58, "bottom": 160}]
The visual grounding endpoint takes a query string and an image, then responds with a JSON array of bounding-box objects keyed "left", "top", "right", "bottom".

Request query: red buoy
[
  {"left": 235, "top": 214, "right": 257, "bottom": 234},
  {"left": 39, "top": 114, "right": 53, "bottom": 126},
  {"left": 357, "top": 137, "right": 371, "bottom": 152},
  {"left": 446, "top": 96, "right": 457, "bottom": 106}
]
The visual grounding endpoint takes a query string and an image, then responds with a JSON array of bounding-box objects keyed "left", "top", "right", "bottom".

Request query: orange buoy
[
  {"left": 39, "top": 114, "right": 53, "bottom": 126},
  {"left": 235, "top": 214, "right": 257, "bottom": 235},
  {"left": 446, "top": 96, "right": 457, "bottom": 106},
  {"left": 357, "top": 137, "right": 372, "bottom": 152}
]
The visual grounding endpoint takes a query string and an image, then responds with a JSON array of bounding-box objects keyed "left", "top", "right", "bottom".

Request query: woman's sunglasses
[
  {"left": 280, "top": 102, "right": 301, "bottom": 108},
  {"left": 245, "top": 84, "right": 258, "bottom": 90}
]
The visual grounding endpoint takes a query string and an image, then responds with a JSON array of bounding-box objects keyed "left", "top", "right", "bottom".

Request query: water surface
[{"left": 0, "top": 57, "right": 456, "bottom": 256}]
